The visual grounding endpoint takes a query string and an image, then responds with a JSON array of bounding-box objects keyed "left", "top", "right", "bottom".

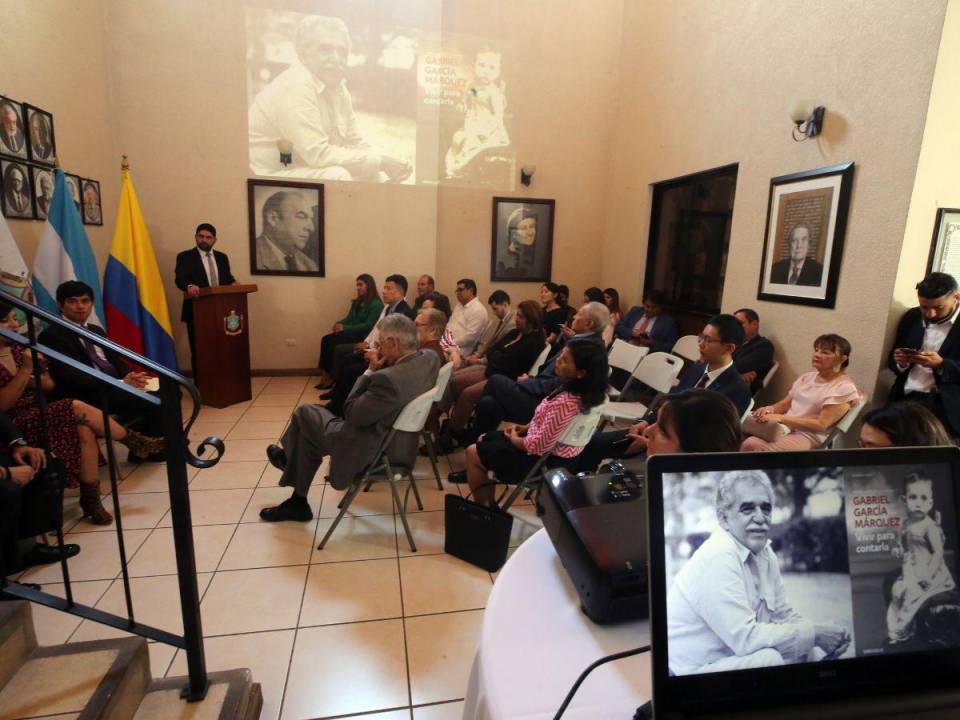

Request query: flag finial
[
  {"left": 121, "top": 155, "right": 130, "bottom": 172},
  {"left": 53, "top": 155, "right": 61, "bottom": 169}
]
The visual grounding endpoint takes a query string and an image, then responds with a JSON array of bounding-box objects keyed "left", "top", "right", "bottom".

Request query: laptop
[{"left": 645, "top": 448, "right": 960, "bottom": 719}]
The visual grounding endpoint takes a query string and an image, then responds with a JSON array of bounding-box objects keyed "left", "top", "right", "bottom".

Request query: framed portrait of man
[
  {"left": 247, "top": 179, "right": 324, "bottom": 277},
  {"left": 81, "top": 178, "right": 103, "bottom": 225},
  {"left": 64, "top": 173, "right": 83, "bottom": 215},
  {"left": 0, "top": 97, "right": 27, "bottom": 161},
  {"left": 31, "top": 166, "right": 54, "bottom": 220},
  {"left": 24, "top": 104, "right": 55, "bottom": 165},
  {"left": 490, "top": 197, "right": 555, "bottom": 282},
  {"left": 0, "top": 159, "right": 34, "bottom": 219},
  {"left": 757, "top": 162, "right": 854, "bottom": 308}
]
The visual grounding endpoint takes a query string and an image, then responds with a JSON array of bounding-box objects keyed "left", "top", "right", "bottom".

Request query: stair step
[
  {"left": 0, "top": 601, "right": 38, "bottom": 692},
  {"left": 0, "top": 637, "right": 149, "bottom": 720},
  {"left": 133, "top": 669, "right": 262, "bottom": 720}
]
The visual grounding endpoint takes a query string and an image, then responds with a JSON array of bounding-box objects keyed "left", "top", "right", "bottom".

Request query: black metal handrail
[{"left": 0, "top": 289, "right": 223, "bottom": 701}]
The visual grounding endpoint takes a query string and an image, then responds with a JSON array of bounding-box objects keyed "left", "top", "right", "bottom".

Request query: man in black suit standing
[
  {"left": 574, "top": 313, "right": 751, "bottom": 471},
  {"left": 769, "top": 224, "right": 824, "bottom": 286},
  {"left": 733, "top": 308, "right": 775, "bottom": 394},
  {"left": 173, "top": 223, "right": 237, "bottom": 384},
  {"left": 888, "top": 272, "right": 960, "bottom": 437}
]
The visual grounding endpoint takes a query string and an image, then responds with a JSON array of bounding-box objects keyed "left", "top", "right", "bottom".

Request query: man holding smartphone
[{"left": 888, "top": 272, "right": 960, "bottom": 437}]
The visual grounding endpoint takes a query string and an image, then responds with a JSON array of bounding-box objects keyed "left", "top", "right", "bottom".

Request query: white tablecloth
[{"left": 463, "top": 528, "right": 651, "bottom": 719}]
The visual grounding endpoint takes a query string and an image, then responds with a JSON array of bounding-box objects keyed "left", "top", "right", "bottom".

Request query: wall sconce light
[
  {"left": 789, "top": 101, "right": 825, "bottom": 142},
  {"left": 520, "top": 164, "right": 536, "bottom": 186},
  {"left": 277, "top": 139, "right": 294, "bottom": 166}
]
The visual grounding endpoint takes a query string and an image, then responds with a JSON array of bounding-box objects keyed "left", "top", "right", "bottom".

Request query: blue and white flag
[{"left": 32, "top": 169, "right": 104, "bottom": 325}]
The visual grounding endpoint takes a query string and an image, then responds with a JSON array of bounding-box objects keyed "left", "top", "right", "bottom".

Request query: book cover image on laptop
[{"left": 645, "top": 447, "right": 960, "bottom": 719}]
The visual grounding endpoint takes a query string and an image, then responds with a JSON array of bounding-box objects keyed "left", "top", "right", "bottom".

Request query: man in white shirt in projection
[
  {"left": 448, "top": 278, "right": 489, "bottom": 357},
  {"left": 248, "top": 15, "right": 412, "bottom": 183},
  {"left": 667, "top": 470, "right": 851, "bottom": 675}
]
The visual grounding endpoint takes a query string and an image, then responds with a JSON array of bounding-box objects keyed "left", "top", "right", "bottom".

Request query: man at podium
[{"left": 174, "top": 223, "right": 237, "bottom": 383}]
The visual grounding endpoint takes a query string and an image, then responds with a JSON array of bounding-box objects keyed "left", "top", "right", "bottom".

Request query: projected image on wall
[{"left": 245, "top": 2, "right": 515, "bottom": 188}]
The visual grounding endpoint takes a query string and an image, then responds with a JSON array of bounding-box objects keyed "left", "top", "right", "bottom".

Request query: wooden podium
[{"left": 187, "top": 284, "right": 258, "bottom": 408}]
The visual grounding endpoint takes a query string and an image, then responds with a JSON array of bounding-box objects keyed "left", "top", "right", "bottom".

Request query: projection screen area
[{"left": 246, "top": 1, "right": 516, "bottom": 188}]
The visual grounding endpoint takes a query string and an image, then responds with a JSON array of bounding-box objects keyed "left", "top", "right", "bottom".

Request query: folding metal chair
[
  {"left": 317, "top": 386, "right": 438, "bottom": 552},
  {"left": 741, "top": 398, "right": 755, "bottom": 423},
  {"left": 527, "top": 344, "right": 551, "bottom": 376},
  {"left": 761, "top": 361, "right": 780, "bottom": 391},
  {"left": 606, "top": 338, "right": 648, "bottom": 399},
  {"left": 497, "top": 403, "right": 606, "bottom": 512},
  {"left": 821, "top": 400, "right": 864, "bottom": 449},
  {"left": 601, "top": 352, "right": 684, "bottom": 424},
  {"left": 672, "top": 335, "right": 701, "bottom": 362},
  {"left": 421, "top": 361, "right": 454, "bottom": 489}
]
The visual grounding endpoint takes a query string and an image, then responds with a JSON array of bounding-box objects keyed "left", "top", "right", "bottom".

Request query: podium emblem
[{"left": 224, "top": 310, "right": 243, "bottom": 336}]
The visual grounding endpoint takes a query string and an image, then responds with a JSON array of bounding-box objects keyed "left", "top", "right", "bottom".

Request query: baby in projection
[
  {"left": 886, "top": 472, "right": 956, "bottom": 643},
  {"left": 445, "top": 46, "right": 511, "bottom": 179}
]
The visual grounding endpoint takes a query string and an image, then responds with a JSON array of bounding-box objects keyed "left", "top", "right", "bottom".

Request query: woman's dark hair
[
  {"left": 516, "top": 299, "right": 544, "bottom": 334},
  {"left": 353, "top": 273, "right": 378, "bottom": 309},
  {"left": 564, "top": 341, "right": 609, "bottom": 411},
  {"left": 584, "top": 287, "right": 604, "bottom": 303},
  {"left": 861, "top": 402, "right": 952, "bottom": 447},
  {"left": 603, "top": 287, "right": 622, "bottom": 314},
  {"left": 422, "top": 291, "right": 452, "bottom": 319},
  {"left": 655, "top": 389, "right": 742, "bottom": 453},
  {"left": 814, "top": 333, "right": 852, "bottom": 368},
  {"left": 0, "top": 300, "right": 13, "bottom": 321},
  {"left": 557, "top": 284, "right": 571, "bottom": 306},
  {"left": 542, "top": 282, "right": 561, "bottom": 300}
]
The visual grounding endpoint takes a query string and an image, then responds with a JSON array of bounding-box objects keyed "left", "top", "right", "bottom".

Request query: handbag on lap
[
  {"left": 444, "top": 483, "right": 513, "bottom": 572},
  {"left": 741, "top": 415, "right": 790, "bottom": 443}
]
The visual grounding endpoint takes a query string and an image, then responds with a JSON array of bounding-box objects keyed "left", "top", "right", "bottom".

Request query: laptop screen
[{"left": 646, "top": 448, "right": 960, "bottom": 716}]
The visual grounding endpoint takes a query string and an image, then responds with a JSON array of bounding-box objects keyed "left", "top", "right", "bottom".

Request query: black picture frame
[
  {"left": 80, "top": 178, "right": 103, "bottom": 226},
  {"left": 247, "top": 179, "right": 325, "bottom": 277},
  {"left": 64, "top": 172, "right": 82, "bottom": 215},
  {"left": 926, "top": 207, "right": 960, "bottom": 277},
  {"left": 0, "top": 158, "right": 34, "bottom": 219},
  {"left": 24, "top": 104, "right": 55, "bottom": 166},
  {"left": 490, "top": 197, "right": 555, "bottom": 282},
  {"left": 757, "top": 162, "right": 854, "bottom": 309},
  {"left": 30, "top": 166, "right": 54, "bottom": 220},
  {"left": 0, "top": 97, "right": 28, "bottom": 161}
]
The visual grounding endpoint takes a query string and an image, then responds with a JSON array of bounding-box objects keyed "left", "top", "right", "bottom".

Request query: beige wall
[{"left": 602, "top": 0, "right": 947, "bottom": 404}]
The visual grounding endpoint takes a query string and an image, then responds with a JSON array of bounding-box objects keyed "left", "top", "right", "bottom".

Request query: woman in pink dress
[{"left": 741, "top": 334, "right": 860, "bottom": 451}]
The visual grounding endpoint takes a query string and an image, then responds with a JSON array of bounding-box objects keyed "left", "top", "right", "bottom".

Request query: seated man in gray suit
[{"left": 260, "top": 314, "right": 440, "bottom": 522}]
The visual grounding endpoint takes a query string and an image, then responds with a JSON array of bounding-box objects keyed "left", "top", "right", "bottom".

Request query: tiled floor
[{"left": 13, "top": 375, "right": 541, "bottom": 720}]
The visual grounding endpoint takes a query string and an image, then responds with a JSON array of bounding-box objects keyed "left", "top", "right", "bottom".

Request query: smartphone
[{"left": 897, "top": 347, "right": 920, "bottom": 356}]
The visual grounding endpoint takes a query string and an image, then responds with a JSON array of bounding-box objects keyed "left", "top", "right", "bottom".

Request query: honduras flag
[
  {"left": 103, "top": 166, "right": 177, "bottom": 370},
  {"left": 32, "top": 169, "right": 105, "bottom": 325}
]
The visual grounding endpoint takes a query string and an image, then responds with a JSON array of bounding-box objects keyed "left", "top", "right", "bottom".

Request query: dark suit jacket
[
  {"left": 888, "top": 307, "right": 960, "bottom": 434},
  {"left": 770, "top": 258, "right": 824, "bottom": 286},
  {"left": 390, "top": 299, "right": 416, "bottom": 320},
  {"left": 642, "top": 362, "right": 751, "bottom": 423},
  {"left": 38, "top": 322, "right": 131, "bottom": 404},
  {"left": 614, "top": 306, "right": 680, "bottom": 353},
  {"left": 174, "top": 248, "right": 237, "bottom": 323},
  {"left": 733, "top": 335, "right": 775, "bottom": 394}
]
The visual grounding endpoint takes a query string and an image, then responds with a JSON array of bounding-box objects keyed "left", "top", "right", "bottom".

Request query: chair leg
[
  {"left": 424, "top": 431, "right": 443, "bottom": 490},
  {"left": 317, "top": 480, "right": 363, "bottom": 549},
  {"left": 388, "top": 471, "right": 417, "bottom": 552}
]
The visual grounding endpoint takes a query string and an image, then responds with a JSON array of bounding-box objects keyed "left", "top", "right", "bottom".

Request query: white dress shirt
[
  {"left": 903, "top": 304, "right": 960, "bottom": 394},
  {"left": 448, "top": 296, "right": 488, "bottom": 355},
  {"left": 667, "top": 529, "right": 815, "bottom": 675},
  {"left": 696, "top": 360, "right": 734, "bottom": 388},
  {"left": 197, "top": 248, "right": 219, "bottom": 287},
  {"left": 363, "top": 301, "right": 402, "bottom": 349}
]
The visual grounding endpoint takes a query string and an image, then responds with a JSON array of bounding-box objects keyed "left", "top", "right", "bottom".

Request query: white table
[{"left": 463, "top": 528, "right": 651, "bottom": 719}]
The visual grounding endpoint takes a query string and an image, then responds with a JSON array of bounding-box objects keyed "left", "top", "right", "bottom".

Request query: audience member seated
[
  {"left": 556, "top": 284, "right": 576, "bottom": 326},
  {"left": 412, "top": 274, "right": 449, "bottom": 313},
  {"left": 0, "top": 410, "right": 81, "bottom": 576},
  {"left": 583, "top": 287, "right": 604, "bottom": 304},
  {"left": 448, "top": 278, "right": 488, "bottom": 356},
  {"left": 858, "top": 401, "right": 952, "bottom": 448},
  {"left": 575, "top": 313, "right": 750, "bottom": 471},
  {"left": 414, "top": 308, "right": 447, "bottom": 363},
  {"left": 732, "top": 307, "right": 775, "bottom": 395},
  {"left": 614, "top": 289, "right": 679, "bottom": 353},
  {"left": 541, "top": 282, "right": 567, "bottom": 345},
  {"left": 887, "top": 271, "right": 960, "bottom": 438},
  {"left": 460, "top": 302, "right": 609, "bottom": 450},
  {"left": 642, "top": 388, "right": 743, "bottom": 456},
  {"left": 419, "top": 293, "right": 456, "bottom": 362},
  {"left": 315, "top": 273, "right": 383, "bottom": 388},
  {"left": 36, "top": 281, "right": 166, "bottom": 463},
  {"left": 451, "top": 290, "right": 516, "bottom": 369},
  {"left": 439, "top": 300, "right": 546, "bottom": 447},
  {"left": 602, "top": 287, "right": 622, "bottom": 347},
  {"left": 450, "top": 342, "right": 608, "bottom": 504},
  {"left": 742, "top": 333, "right": 860, "bottom": 451},
  {"left": 260, "top": 315, "right": 440, "bottom": 522}
]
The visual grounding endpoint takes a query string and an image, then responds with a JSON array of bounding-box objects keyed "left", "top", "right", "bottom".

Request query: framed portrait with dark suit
[
  {"left": 757, "top": 162, "right": 854, "bottom": 309},
  {"left": 490, "top": 197, "right": 555, "bottom": 282},
  {"left": 64, "top": 173, "right": 82, "bottom": 215},
  {"left": 0, "top": 159, "right": 34, "bottom": 219},
  {"left": 24, "top": 104, "right": 55, "bottom": 166},
  {"left": 0, "top": 97, "right": 28, "bottom": 161},
  {"left": 80, "top": 178, "right": 103, "bottom": 225},
  {"left": 31, "top": 166, "right": 54, "bottom": 220},
  {"left": 247, "top": 178, "right": 324, "bottom": 277}
]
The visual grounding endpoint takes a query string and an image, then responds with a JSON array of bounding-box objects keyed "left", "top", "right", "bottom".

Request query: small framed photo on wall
[
  {"left": 757, "top": 162, "right": 854, "bottom": 308},
  {"left": 247, "top": 179, "right": 325, "bottom": 277},
  {"left": 0, "top": 97, "right": 28, "bottom": 160},
  {"left": 1, "top": 159, "right": 34, "bottom": 219},
  {"left": 64, "top": 173, "right": 82, "bottom": 215},
  {"left": 490, "top": 197, "right": 555, "bottom": 282},
  {"left": 81, "top": 178, "right": 103, "bottom": 225},
  {"left": 31, "top": 166, "right": 54, "bottom": 220},
  {"left": 24, "top": 104, "right": 55, "bottom": 165},
  {"left": 926, "top": 208, "right": 960, "bottom": 278}
]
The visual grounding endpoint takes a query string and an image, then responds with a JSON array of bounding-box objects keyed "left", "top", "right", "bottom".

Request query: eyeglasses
[
  {"left": 698, "top": 334, "right": 721, "bottom": 344},
  {"left": 455, "top": 287, "right": 467, "bottom": 293}
]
